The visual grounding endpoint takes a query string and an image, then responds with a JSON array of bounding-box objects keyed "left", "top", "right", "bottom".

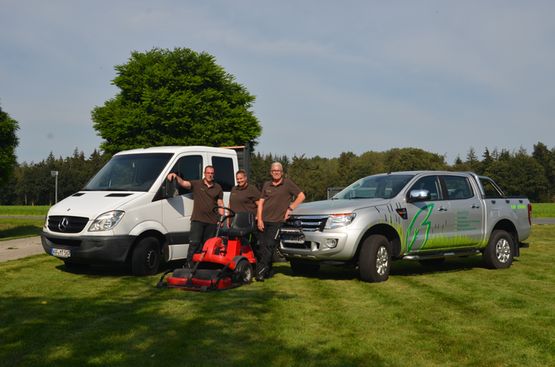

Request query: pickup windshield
[
  {"left": 333, "top": 174, "right": 415, "bottom": 200},
  {"left": 84, "top": 153, "right": 173, "bottom": 191}
]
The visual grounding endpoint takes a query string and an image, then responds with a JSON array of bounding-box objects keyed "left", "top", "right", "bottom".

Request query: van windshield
[
  {"left": 333, "top": 174, "right": 414, "bottom": 200},
  {"left": 84, "top": 153, "right": 173, "bottom": 191}
]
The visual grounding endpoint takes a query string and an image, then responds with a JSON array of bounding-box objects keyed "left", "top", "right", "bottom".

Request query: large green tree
[
  {"left": 92, "top": 48, "right": 261, "bottom": 154},
  {"left": 0, "top": 104, "right": 19, "bottom": 186}
]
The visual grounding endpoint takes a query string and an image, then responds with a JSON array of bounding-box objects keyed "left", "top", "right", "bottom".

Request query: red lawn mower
[{"left": 156, "top": 207, "right": 257, "bottom": 291}]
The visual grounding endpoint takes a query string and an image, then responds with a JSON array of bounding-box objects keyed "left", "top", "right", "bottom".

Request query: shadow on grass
[
  {"left": 0, "top": 225, "right": 42, "bottom": 240},
  {"left": 277, "top": 255, "right": 496, "bottom": 281},
  {"left": 0, "top": 285, "right": 386, "bottom": 367}
]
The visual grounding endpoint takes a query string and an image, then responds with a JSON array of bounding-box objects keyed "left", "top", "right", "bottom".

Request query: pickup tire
[
  {"left": 483, "top": 230, "right": 514, "bottom": 269},
  {"left": 359, "top": 235, "right": 391, "bottom": 282},
  {"left": 290, "top": 259, "right": 320, "bottom": 275},
  {"left": 131, "top": 237, "right": 161, "bottom": 276}
]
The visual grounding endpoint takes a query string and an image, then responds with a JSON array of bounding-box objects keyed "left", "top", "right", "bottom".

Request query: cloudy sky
[{"left": 1, "top": 0, "right": 554, "bottom": 164}]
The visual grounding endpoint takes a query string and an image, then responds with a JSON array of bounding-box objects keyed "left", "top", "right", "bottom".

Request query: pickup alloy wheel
[
  {"left": 483, "top": 230, "right": 514, "bottom": 269},
  {"left": 359, "top": 234, "right": 391, "bottom": 282}
]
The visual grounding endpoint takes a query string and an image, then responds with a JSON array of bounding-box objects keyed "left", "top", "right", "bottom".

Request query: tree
[
  {"left": 532, "top": 142, "right": 555, "bottom": 201},
  {"left": 92, "top": 48, "right": 261, "bottom": 154},
  {"left": 0, "top": 104, "right": 19, "bottom": 186},
  {"left": 384, "top": 148, "right": 446, "bottom": 172}
]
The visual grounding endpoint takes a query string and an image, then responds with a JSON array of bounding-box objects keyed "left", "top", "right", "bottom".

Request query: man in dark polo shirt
[
  {"left": 256, "top": 162, "right": 305, "bottom": 281},
  {"left": 167, "top": 166, "right": 224, "bottom": 267}
]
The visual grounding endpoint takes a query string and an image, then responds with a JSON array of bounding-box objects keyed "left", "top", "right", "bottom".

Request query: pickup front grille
[
  {"left": 286, "top": 215, "right": 329, "bottom": 232},
  {"left": 48, "top": 216, "right": 89, "bottom": 233}
]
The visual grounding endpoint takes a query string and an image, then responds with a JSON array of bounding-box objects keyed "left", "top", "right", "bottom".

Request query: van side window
[
  {"left": 410, "top": 175, "right": 441, "bottom": 200},
  {"left": 212, "top": 156, "right": 235, "bottom": 191},
  {"left": 171, "top": 155, "right": 203, "bottom": 194},
  {"left": 443, "top": 175, "right": 474, "bottom": 200}
]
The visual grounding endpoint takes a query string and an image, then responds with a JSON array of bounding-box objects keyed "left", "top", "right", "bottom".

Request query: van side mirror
[
  {"left": 164, "top": 178, "right": 179, "bottom": 199},
  {"left": 408, "top": 189, "right": 430, "bottom": 202}
]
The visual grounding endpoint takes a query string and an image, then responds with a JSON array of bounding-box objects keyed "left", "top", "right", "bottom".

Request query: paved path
[
  {"left": 0, "top": 236, "right": 44, "bottom": 263},
  {"left": 1, "top": 218, "right": 554, "bottom": 263}
]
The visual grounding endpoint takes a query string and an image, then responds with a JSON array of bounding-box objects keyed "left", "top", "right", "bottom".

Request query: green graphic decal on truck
[{"left": 406, "top": 203, "right": 434, "bottom": 252}]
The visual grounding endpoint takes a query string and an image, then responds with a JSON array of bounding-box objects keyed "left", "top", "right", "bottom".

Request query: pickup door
[{"left": 405, "top": 173, "right": 485, "bottom": 253}]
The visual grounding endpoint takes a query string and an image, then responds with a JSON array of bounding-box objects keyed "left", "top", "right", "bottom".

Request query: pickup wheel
[
  {"left": 131, "top": 237, "right": 161, "bottom": 276},
  {"left": 483, "top": 230, "right": 514, "bottom": 269},
  {"left": 290, "top": 259, "right": 320, "bottom": 275},
  {"left": 359, "top": 235, "right": 391, "bottom": 282}
]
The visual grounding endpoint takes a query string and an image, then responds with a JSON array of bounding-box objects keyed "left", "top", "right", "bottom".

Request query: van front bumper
[{"left": 41, "top": 231, "right": 136, "bottom": 263}]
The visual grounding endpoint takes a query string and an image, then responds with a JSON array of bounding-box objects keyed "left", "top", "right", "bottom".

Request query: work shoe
[{"left": 255, "top": 264, "right": 267, "bottom": 282}]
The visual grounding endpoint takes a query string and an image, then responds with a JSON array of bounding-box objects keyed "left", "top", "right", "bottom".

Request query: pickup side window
[
  {"left": 212, "top": 156, "right": 235, "bottom": 192},
  {"left": 409, "top": 175, "right": 441, "bottom": 200},
  {"left": 480, "top": 177, "right": 504, "bottom": 198},
  {"left": 170, "top": 155, "right": 203, "bottom": 195},
  {"left": 443, "top": 175, "right": 474, "bottom": 200}
]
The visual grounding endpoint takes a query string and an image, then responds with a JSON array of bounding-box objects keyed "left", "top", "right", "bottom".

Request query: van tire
[
  {"left": 483, "top": 230, "right": 513, "bottom": 269},
  {"left": 359, "top": 235, "right": 391, "bottom": 282},
  {"left": 131, "top": 237, "right": 161, "bottom": 276}
]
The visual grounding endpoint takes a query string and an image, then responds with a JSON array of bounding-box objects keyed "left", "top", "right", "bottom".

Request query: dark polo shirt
[
  {"left": 230, "top": 183, "right": 260, "bottom": 214},
  {"left": 190, "top": 180, "right": 223, "bottom": 224},
  {"left": 260, "top": 178, "right": 302, "bottom": 223}
]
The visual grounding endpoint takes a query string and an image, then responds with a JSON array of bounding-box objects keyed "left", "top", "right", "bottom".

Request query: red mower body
[{"left": 158, "top": 210, "right": 257, "bottom": 291}]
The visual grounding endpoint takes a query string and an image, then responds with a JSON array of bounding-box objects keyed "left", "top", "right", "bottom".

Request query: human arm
[
  {"left": 285, "top": 192, "right": 306, "bottom": 220},
  {"left": 257, "top": 198, "right": 265, "bottom": 231},
  {"left": 167, "top": 173, "right": 192, "bottom": 190}
]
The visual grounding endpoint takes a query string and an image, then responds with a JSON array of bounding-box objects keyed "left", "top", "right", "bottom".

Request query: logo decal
[
  {"left": 406, "top": 204, "right": 434, "bottom": 252},
  {"left": 58, "top": 217, "right": 70, "bottom": 232}
]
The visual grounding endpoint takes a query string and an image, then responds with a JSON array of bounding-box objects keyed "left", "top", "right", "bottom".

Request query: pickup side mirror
[{"left": 408, "top": 189, "right": 430, "bottom": 202}]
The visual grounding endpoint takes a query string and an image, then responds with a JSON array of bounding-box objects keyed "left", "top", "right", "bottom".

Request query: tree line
[{"left": 1, "top": 142, "right": 553, "bottom": 205}]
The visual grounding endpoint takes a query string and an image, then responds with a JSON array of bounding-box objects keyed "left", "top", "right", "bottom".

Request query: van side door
[{"left": 162, "top": 154, "right": 204, "bottom": 259}]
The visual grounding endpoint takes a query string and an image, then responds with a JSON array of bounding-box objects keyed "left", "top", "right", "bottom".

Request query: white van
[{"left": 41, "top": 146, "right": 246, "bottom": 275}]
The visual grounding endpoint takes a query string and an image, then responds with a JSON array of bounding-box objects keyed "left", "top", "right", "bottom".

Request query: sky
[{"left": 1, "top": 0, "right": 554, "bottom": 164}]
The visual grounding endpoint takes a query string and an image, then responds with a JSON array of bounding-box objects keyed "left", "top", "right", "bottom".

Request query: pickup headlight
[
  {"left": 325, "top": 213, "right": 356, "bottom": 229},
  {"left": 88, "top": 210, "right": 125, "bottom": 232}
]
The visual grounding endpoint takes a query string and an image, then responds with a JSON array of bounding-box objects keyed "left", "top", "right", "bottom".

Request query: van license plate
[{"left": 51, "top": 248, "right": 71, "bottom": 258}]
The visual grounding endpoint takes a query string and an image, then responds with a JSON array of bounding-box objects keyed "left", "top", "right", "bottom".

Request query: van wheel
[
  {"left": 290, "top": 259, "right": 320, "bottom": 275},
  {"left": 131, "top": 237, "right": 161, "bottom": 276},
  {"left": 483, "top": 230, "right": 514, "bottom": 269},
  {"left": 359, "top": 235, "right": 391, "bottom": 282}
]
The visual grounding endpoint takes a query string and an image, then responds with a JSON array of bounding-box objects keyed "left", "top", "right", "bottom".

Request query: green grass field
[
  {"left": 0, "top": 205, "right": 50, "bottom": 216},
  {"left": 0, "top": 206, "right": 47, "bottom": 240},
  {"left": 531, "top": 203, "right": 555, "bottom": 217},
  {"left": 0, "top": 225, "right": 553, "bottom": 367}
]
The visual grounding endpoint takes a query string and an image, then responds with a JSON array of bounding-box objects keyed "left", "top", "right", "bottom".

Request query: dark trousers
[
  {"left": 257, "top": 222, "right": 281, "bottom": 277},
  {"left": 188, "top": 220, "right": 217, "bottom": 265}
]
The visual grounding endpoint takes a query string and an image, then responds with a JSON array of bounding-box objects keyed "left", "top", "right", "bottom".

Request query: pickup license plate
[{"left": 51, "top": 248, "right": 71, "bottom": 258}]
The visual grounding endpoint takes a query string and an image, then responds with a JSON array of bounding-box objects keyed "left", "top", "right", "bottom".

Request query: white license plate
[{"left": 51, "top": 248, "right": 71, "bottom": 258}]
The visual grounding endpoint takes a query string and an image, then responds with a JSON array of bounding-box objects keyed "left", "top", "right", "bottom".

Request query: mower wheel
[
  {"left": 233, "top": 259, "right": 253, "bottom": 284},
  {"left": 131, "top": 237, "right": 161, "bottom": 276}
]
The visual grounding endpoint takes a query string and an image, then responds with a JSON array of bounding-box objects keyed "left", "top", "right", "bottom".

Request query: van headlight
[
  {"left": 88, "top": 211, "right": 125, "bottom": 232},
  {"left": 324, "top": 213, "right": 356, "bottom": 229}
]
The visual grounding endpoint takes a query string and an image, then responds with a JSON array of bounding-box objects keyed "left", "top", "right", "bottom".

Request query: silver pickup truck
[{"left": 280, "top": 171, "right": 532, "bottom": 282}]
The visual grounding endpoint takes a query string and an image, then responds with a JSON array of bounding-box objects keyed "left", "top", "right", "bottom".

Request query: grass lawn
[
  {"left": 531, "top": 203, "right": 555, "bottom": 217},
  {"left": 0, "top": 205, "right": 50, "bottom": 216},
  {"left": 0, "top": 218, "right": 44, "bottom": 241},
  {"left": 0, "top": 225, "right": 554, "bottom": 367}
]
